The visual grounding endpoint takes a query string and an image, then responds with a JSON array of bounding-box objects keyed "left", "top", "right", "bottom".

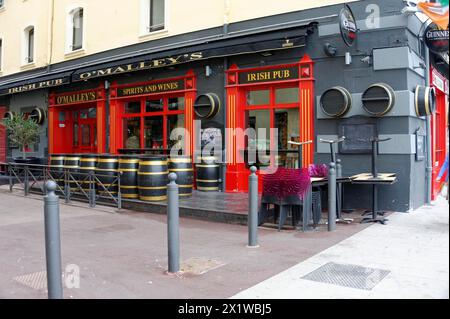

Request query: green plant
[{"left": 1, "top": 113, "right": 40, "bottom": 159}]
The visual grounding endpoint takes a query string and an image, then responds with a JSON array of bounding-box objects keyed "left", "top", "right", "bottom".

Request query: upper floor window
[
  {"left": 140, "top": 0, "right": 166, "bottom": 36},
  {"left": 149, "top": 0, "right": 164, "bottom": 32},
  {"left": 0, "top": 39, "right": 3, "bottom": 71},
  {"left": 0, "top": 0, "right": 4, "bottom": 9},
  {"left": 66, "top": 7, "right": 84, "bottom": 53},
  {"left": 72, "top": 8, "right": 83, "bottom": 50},
  {"left": 25, "top": 27, "right": 34, "bottom": 63}
]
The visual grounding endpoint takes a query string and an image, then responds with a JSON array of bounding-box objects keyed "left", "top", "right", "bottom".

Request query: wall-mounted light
[
  {"left": 345, "top": 52, "right": 352, "bottom": 65},
  {"left": 260, "top": 51, "right": 273, "bottom": 57},
  {"left": 205, "top": 65, "right": 212, "bottom": 77}
]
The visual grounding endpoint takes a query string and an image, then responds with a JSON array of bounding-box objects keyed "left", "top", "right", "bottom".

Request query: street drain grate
[
  {"left": 13, "top": 271, "right": 47, "bottom": 290},
  {"left": 180, "top": 257, "right": 226, "bottom": 275},
  {"left": 301, "top": 262, "right": 390, "bottom": 290}
]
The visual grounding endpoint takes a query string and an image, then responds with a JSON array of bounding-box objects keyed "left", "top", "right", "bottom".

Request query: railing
[{"left": 1, "top": 162, "right": 122, "bottom": 210}]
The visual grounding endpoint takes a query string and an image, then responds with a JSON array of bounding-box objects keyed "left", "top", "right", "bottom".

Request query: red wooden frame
[
  {"left": 225, "top": 55, "right": 315, "bottom": 192},
  {"left": 430, "top": 67, "right": 449, "bottom": 200},
  {"left": 48, "top": 84, "right": 106, "bottom": 154},
  {"left": 109, "top": 70, "right": 197, "bottom": 155}
]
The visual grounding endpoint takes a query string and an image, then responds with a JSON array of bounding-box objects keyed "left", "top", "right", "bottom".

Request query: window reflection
[
  {"left": 144, "top": 116, "right": 163, "bottom": 148},
  {"left": 123, "top": 118, "right": 141, "bottom": 149}
]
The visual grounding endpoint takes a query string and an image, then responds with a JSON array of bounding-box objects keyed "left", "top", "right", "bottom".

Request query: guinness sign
[
  {"left": 424, "top": 23, "right": 449, "bottom": 54},
  {"left": 339, "top": 5, "right": 357, "bottom": 47}
]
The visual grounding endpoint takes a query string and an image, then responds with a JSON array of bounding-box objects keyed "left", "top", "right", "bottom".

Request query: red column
[{"left": 299, "top": 55, "right": 315, "bottom": 167}]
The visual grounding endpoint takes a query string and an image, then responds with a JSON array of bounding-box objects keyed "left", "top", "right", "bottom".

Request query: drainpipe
[
  {"left": 46, "top": 0, "right": 55, "bottom": 70},
  {"left": 223, "top": 0, "right": 231, "bottom": 35},
  {"left": 424, "top": 48, "right": 432, "bottom": 204}
]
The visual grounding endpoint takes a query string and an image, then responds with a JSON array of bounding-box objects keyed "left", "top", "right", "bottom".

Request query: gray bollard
[
  {"left": 336, "top": 159, "right": 342, "bottom": 178},
  {"left": 43, "top": 181, "right": 63, "bottom": 299},
  {"left": 248, "top": 166, "right": 259, "bottom": 247},
  {"left": 328, "top": 162, "right": 336, "bottom": 231},
  {"left": 167, "top": 173, "right": 180, "bottom": 273}
]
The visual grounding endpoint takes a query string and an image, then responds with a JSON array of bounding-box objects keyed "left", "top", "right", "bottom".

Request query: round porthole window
[
  {"left": 194, "top": 93, "right": 221, "bottom": 119},
  {"left": 415, "top": 85, "right": 436, "bottom": 117},
  {"left": 3, "top": 111, "right": 15, "bottom": 120},
  {"left": 29, "top": 108, "right": 46, "bottom": 124},
  {"left": 361, "top": 83, "right": 395, "bottom": 117},
  {"left": 320, "top": 86, "right": 352, "bottom": 118}
]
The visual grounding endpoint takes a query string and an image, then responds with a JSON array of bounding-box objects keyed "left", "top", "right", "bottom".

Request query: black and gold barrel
[
  {"left": 49, "top": 154, "right": 65, "bottom": 188},
  {"left": 79, "top": 154, "right": 98, "bottom": 193},
  {"left": 96, "top": 154, "right": 119, "bottom": 197},
  {"left": 138, "top": 156, "right": 169, "bottom": 201},
  {"left": 168, "top": 156, "right": 193, "bottom": 197},
  {"left": 119, "top": 155, "right": 140, "bottom": 199},
  {"left": 63, "top": 154, "right": 81, "bottom": 191},
  {"left": 196, "top": 156, "right": 220, "bottom": 192}
]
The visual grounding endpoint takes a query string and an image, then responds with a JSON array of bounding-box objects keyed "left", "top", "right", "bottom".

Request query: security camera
[
  {"left": 324, "top": 43, "right": 337, "bottom": 57},
  {"left": 361, "top": 56, "right": 372, "bottom": 64}
]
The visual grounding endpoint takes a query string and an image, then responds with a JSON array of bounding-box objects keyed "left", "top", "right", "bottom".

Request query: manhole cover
[
  {"left": 301, "top": 262, "right": 390, "bottom": 290},
  {"left": 13, "top": 271, "right": 47, "bottom": 290},
  {"left": 180, "top": 257, "right": 225, "bottom": 275}
]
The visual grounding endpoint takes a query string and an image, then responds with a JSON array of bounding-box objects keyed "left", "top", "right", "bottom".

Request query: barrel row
[{"left": 48, "top": 154, "right": 218, "bottom": 201}]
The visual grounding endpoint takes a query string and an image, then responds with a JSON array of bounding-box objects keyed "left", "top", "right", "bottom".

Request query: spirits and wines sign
[
  {"left": 117, "top": 79, "right": 185, "bottom": 97},
  {"left": 424, "top": 23, "right": 449, "bottom": 54}
]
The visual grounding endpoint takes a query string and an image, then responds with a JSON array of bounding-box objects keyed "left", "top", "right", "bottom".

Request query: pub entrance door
[{"left": 71, "top": 106, "right": 98, "bottom": 153}]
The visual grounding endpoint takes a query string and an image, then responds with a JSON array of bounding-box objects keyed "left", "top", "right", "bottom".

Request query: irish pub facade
[{"left": 0, "top": 0, "right": 448, "bottom": 212}]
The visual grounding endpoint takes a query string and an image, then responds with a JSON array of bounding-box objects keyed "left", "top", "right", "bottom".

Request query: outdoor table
[{"left": 350, "top": 173, "right": 397, "bottom": 224}]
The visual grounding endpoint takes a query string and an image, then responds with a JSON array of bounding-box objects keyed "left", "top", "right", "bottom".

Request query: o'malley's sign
[{"left": 73, "top": 52, "right": 204, "bottom": 81}]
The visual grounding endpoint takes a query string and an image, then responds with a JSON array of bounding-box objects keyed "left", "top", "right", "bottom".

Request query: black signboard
[
  {"left": 339, "top": 5, "right": 357, "bottom": 47},
  {"left": 238, "top": 66, "right": 299, "bottom": 84},
  {"left": 424, "top": 23, "right": 449, "bottom": 54},
  {"left": 117, "top": 80, "right": 185, "bottom": 97}
]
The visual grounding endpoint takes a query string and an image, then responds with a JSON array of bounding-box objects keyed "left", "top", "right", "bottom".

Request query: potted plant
[{"left": 1, "top": 113, "right": 41, "bottom": 164}]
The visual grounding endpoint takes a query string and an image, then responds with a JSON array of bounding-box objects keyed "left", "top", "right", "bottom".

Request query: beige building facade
[{"left": 0, "top": 0, "right": 357, "bottom": 77}]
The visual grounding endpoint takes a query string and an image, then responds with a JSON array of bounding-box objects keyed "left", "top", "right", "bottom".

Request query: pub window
[
  {"left": 23, "top": 26, "right": 35, "bottom": 64},
  {"left": 66, "top": 7, "right": 84, "bottom": 52}
]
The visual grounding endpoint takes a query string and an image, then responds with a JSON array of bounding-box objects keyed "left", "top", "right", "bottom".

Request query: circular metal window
[
  {"left": 3, "top": 111, "right": 14, "bottom": 120},
  {"left": 320, "top": 86, "right": 352, "bottom": 118},
  {"left": 194, "top": 93, "right": 221, "bottom": 119},
  {"left": 415, "top": 85, "right": 436, "bottom": 117},
  {"left": 361, "top": 83, "right": 395, "bottom": 116},
  {"left": 29, "top": 108, "right": 46, "bottom": 124}
]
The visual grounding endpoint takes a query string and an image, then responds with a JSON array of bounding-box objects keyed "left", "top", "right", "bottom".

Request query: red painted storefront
[
  {"left": 225, "top": 56, "right": 315, "bottom": 192},
  {"left": 430, "top": 67, "right": 449, "bottom": 200}
]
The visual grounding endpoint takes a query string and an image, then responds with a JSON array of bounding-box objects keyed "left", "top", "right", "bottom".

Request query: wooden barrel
[
  {"left": 119, "top": 155, "right": 140, "bottom": 199},
  {"left": 49, "top": 154, "right": 65, "bottom": 188},
  {"left": 96, "top": 154, "right": 119, "bottom": 197},
  {"left": 138, "top": 156, "right": 168, "bottom": 201},
  {"left": 196, "top": 156, "right": 220, "bottom": 191},
  {"left": 79, "top": 154, "right": 98, "bottom": 192},
  {"left": 168, "top": 156, "right": 193, "bottom": 197},
  {"left": 63, "top": 154, "right": 81, "bottom": 191}
]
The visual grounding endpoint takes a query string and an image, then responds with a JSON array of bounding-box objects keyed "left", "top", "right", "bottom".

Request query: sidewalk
[
  {"left": 232, "top": 197, "right": 449, "bottom": 299},
  {"left": 0, "top": 189, "right": 370, "bottom": 299},
  {"left": 0, "top": 189, "right": 447, "bottom": 299}
]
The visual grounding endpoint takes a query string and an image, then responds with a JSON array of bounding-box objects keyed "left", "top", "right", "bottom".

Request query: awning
[
  {"left": 71, "top": 27, "right": 307, "bottom": 81},
  {"left": 0, "top": 71, "right": 73, "bottom": 96}
]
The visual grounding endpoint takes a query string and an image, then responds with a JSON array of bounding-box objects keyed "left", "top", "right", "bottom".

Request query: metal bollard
[
  {"left": 167, "top": 173, "right": 180, "bottom": 273},
  {"left": 336, "top": 159, "right": 342, "bottom": 178},
  {"left": 248, "top": 166, "right": 259, "bottom": 247},
  {"left": 328, "top": 162, "right": 336, "bottom": 231},
  {"left": 43, "top": 181, "right": 63, "bottom": 299}
]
